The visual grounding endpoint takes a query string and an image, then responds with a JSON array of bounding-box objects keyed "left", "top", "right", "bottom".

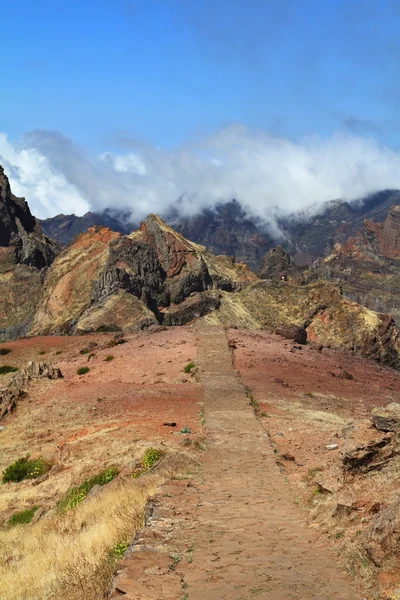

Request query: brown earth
[
  {"left": 0, "top": 327, "right": 201, "bottom": 522},
  {"left": 4, "top": 325, "right": 400, "bottom": 598},
  {"left": 110, "top": 325, "right": 400, "bottom": 599}
]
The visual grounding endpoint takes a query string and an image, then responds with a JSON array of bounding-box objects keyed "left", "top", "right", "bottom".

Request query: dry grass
[
  {"left": 0, "top": 474, "right": 158, "bottom": 600},
  {"left": 0, "top": 451, "right": 198, "bottom": 600}
]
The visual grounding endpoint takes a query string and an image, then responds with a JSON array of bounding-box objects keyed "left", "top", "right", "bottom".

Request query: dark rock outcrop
[
  {"left": 275, "top": 324, "right": 307, "bottom": 345},
  {"left": 0, "top": 361, "right": 63, "bottom": 420},
  {"left": 162, "top": 291, "right": 221, "bottom": 326},
  {"left": 0, "top": 166, "right": 61, "bottom": 340},
  {"left": 342, "top": 436, "right": 397, "bottom": 474},
  {"left": 371, "top": 403, "right": 400, "bottom": 433},
  {"left": 0, "top": 166, "right": 60, "bottom": 268},
  {"left": 259, "top": 245, "right": 296, "bottom": 280}
]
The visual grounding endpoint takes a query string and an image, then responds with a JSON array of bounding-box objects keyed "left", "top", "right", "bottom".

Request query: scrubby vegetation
[
  {"left": 77, "top": 367, "right": 90, "bottom": 375},
  {"left": 107, "top": 338, "right": 126, "bottom": 348},
  {"left": 104, "top": 355, "right": 114, "bottom": 362},
  {"left": 132, "top": 447, "right": 164, "bottom": 478},
  {"left": 57, "top": 467, "right": 119, "bottom": 512},
  {"left": 0, "top": 348, "right": 11, "bottom": 355},
  {"left": 8, "top": 506, "right": 39, "bottom": 527},
  {"left": 0, "top": 366, "right": 18, "bottom": 375},
  {"left": 183, "top": 361, "right": 195, "bottom": 373},
  {"left": 2, "top": 456, "right": 50, "bottom": 484},
  {"left": 0, "top": 475, "right": 158, "bottom": 600}
]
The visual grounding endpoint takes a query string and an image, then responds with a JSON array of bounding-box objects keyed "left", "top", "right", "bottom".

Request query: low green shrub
[
  {"left": 2, "top": 456, "right": 50, "bottom": 483},
  {"left": 132, "top": 447, "right": 164, "bottom": 478},
  {"left": 79, "top": 348, "right": 90, "bottom": 355},
  {"left": 183, "top": 361, "right": 195, "bottom": 374},
  {"left": 8, "top": 506, "right": 39, "bottom": 526},
  {"left": 0, "top": 366, "right": 18, "bottom": 375},
  {"left": 108, "top": 541, "right": 129, "bottom": 562},
  {"left": 57, "top": 467, "right": 118, "bottom": 512},
  {"left": 104, "top": 355, "right": 114, "bottom": 362},
  {"left": 77, "top": 366, "right": 90, "bottom": 375},
  {"left": 0, "top": 348, "right": 11, "bottom": 355},
  {"left": 107, "top": 338, "right": 126, "bottom": 348},
  {"left": 38, "top": 351, "right": 46, "bottom": 356}
]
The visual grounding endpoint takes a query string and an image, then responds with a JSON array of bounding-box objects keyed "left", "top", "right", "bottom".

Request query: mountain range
[
  {"left": 39, "top": 190, "right": 400, "bottom": 270},
  {"left": 1, "top": 164, "right": 400, "bottom": 371}
]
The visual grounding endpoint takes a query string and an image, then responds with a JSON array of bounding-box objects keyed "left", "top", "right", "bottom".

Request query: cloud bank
[{"left": 2, "top": 126, "right": 400, "bottom": 231}]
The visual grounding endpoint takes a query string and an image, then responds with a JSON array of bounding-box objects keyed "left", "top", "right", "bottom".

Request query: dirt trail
[
  {"left": 185, "top": 324, "right": 361, "bottom": 599},
  {"left": 110, "top": 324, "right": 363, "bottom": 599}
]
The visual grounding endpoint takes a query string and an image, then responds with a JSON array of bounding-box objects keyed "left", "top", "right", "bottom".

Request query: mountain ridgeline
[
  {"left": 39, "top": 190, "right": 400, "bottom": 270},
  {"left": 1, "top": 164, "right": 400, "bottom": 369}
]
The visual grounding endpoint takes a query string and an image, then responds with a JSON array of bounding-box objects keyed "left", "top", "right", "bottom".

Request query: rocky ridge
[
  {"left": 0, "top": 167, "right": 61, "bottom": 340},
  {"left": 309, "top": 205, "right": 400, "bottom": 319}
]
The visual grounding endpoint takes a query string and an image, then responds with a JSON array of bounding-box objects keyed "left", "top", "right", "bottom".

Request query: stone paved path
[
  {"left": 185, "top": 324, "right": 361, "bottom": 600},
  {"left": 110, "top": 324, "right": 363, "bottom": 600}
]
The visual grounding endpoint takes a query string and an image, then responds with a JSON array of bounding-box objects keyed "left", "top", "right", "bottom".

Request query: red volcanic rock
[{"left": 365, "top": 205, "right": 400, "bottom": 258}]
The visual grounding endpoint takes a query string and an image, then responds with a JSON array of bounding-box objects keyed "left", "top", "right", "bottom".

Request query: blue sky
[
  {"left": 2, "top": 0, "right": 400, "bottom": 220},
  {"left": 3, "top": 0, "right": 400, "bottom": 150}
]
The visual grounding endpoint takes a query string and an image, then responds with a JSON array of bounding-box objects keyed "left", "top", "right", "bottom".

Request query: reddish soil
[
  {"left": 0, "top": 327, "right": 202, "bottom": 519},
  {"left": 229, "top": 328, "right": 400, "bottom": 597}
]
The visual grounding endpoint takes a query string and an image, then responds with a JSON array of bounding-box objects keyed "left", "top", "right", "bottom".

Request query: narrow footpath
[
  {"left": 185, "top": 324, "right": 361, "bottom": 600},
  {"left": 110, "top": 324, "right": 362, "bottom": 599}
]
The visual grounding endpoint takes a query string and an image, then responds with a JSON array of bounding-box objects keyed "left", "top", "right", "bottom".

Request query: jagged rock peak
[
  {"left": 258, "top": 245, "right": 295, "bottom": 280},
  {"left": 0, "top": 164, "right": 60, "bottom": 268}
]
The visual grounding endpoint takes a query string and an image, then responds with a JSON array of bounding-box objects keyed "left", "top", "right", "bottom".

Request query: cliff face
[
  {"left": 306, "top": 206, "right": 400, "bottom": 320},
  {"left": 0, "top": 167, "right": 61, "bottom": 340},
  {"left": 30, "top": 214, "right": 258, "bottom": 336},
  {"left": 0, "top": 166, "right": 60, "bottom": 269},
  {"left": 364, "top": 206, "right": 400, "bottom": 259}
]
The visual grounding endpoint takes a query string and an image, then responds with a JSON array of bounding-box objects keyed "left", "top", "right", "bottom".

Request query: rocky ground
[{"left": 3, "top": 325, "right": 400, "bottom": 599}]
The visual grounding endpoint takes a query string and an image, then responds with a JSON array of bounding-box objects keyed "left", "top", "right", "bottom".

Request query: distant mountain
[
  {"left": 40, "top": 191, "right": 400, "bottom": 270},
  {"left": 40, "top": 210, "right": 133, "bottom": 246},
  {"left": 280, "top": 190, "right": 400, "bottom": 264}
]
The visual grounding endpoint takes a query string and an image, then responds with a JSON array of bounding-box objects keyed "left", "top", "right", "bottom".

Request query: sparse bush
[
  {"left": 107, "top": 338, "right": 126, "bottom": 348},
  {"left": 132, "top": 447, "right": 164, "bottom": 478},
  {"left": 57, "top": 467, "right": 118, "bottom": 512},
  {"left": 183, "top": 361, "right": 195, "bottom": 373},
  {"left": 0, "top": 366, "right": 18, "bottom": 375},
  {"left": 0, "top": 348, "right": 11, "bottom": 355},
  {"left": 104, "top": 355, "right": 114, "bottom": 362},
  {"left": 8, "top": 506, "right": 39, "bottom": 526},
  {"left": 108, "top": 541, "right": 129, "bottom": 562},
  {"left": 55, "top": 350, "right": 63, "bottom": 355},
  {"left": 79, "top": 348, "right": 90, "bottom": 355},
  {"left": 38, "top": 351, "right": 46, "bottom": 356},
  {"left": 2, "top": 456, "right": 50, "bottom": 484},
  {"left": 77, "top": 367, "right": 90, "bottom": 375},
  {"left": 87, "top": 353, "right": 96, "bottom": 361}
]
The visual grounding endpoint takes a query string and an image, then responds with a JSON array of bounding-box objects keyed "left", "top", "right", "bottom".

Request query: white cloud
[{"left": 1, "top": 126, "right": 400, "bottom": 229}]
